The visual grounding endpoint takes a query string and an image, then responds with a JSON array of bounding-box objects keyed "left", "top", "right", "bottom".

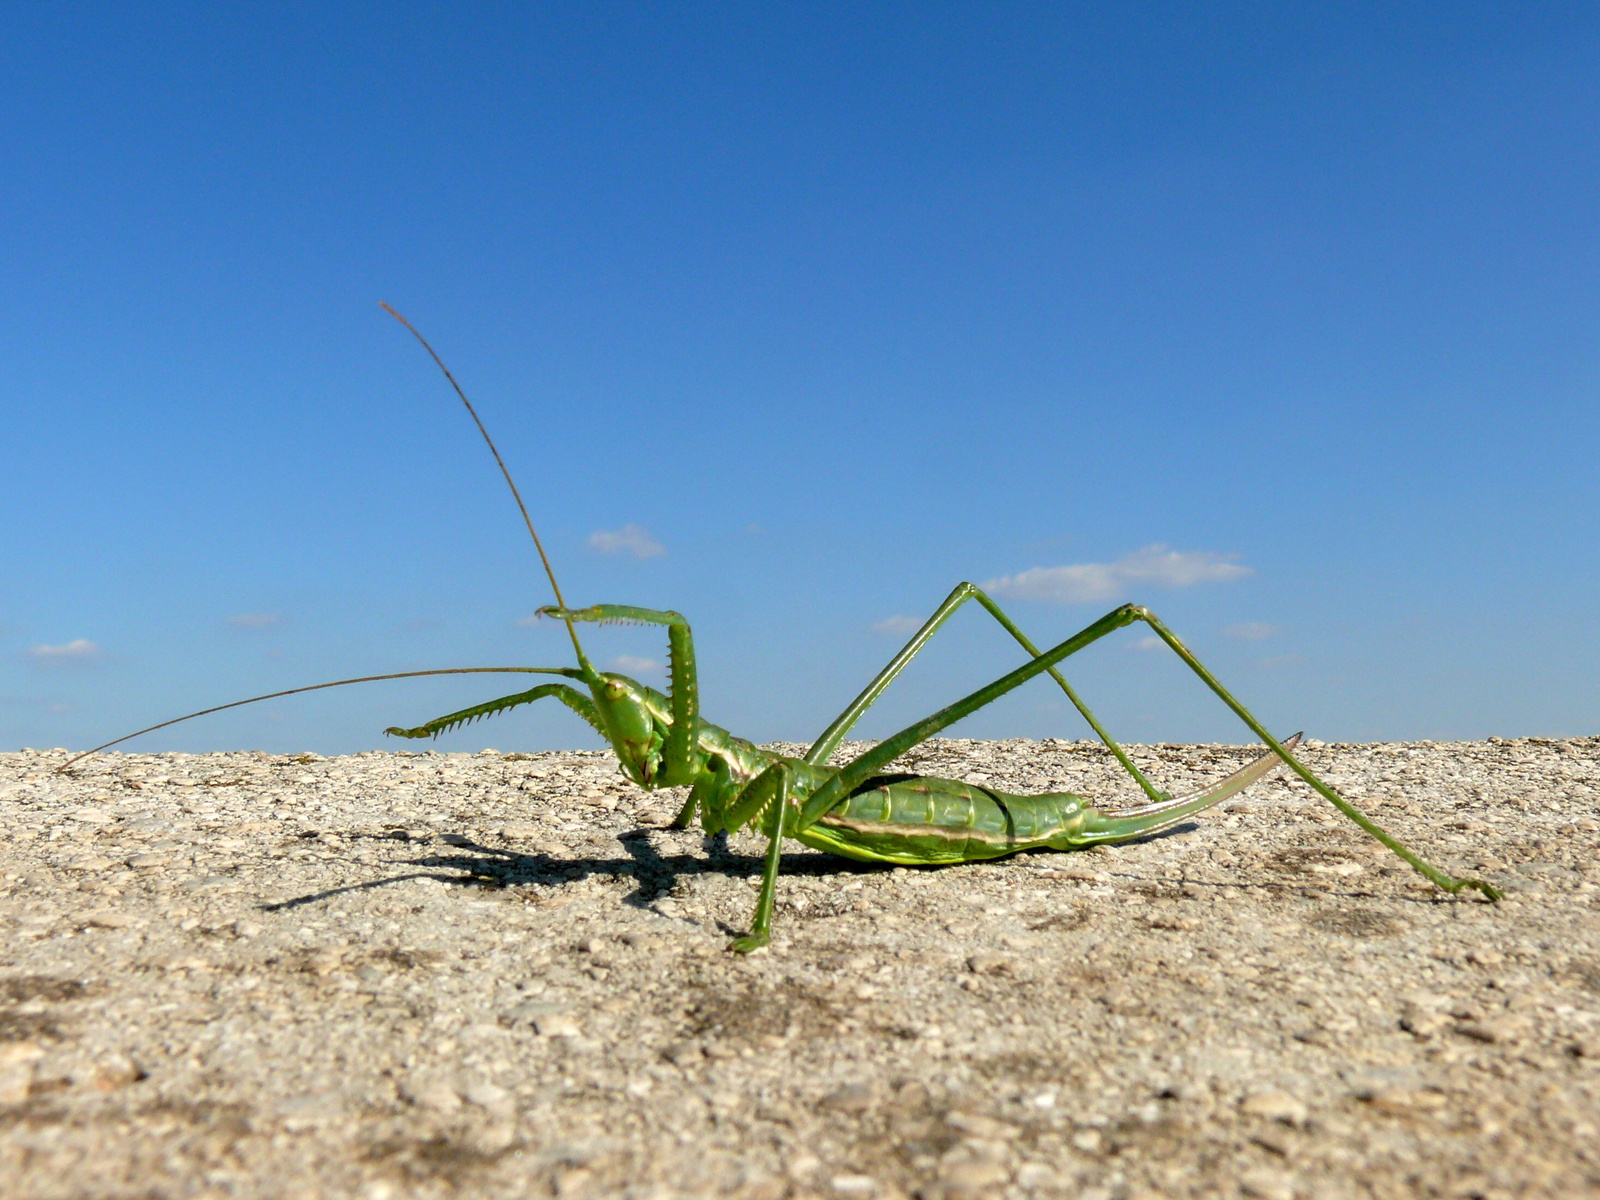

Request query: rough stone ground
[{"left": 1, "top": 737, "right": 1598, "bottom": 1200}]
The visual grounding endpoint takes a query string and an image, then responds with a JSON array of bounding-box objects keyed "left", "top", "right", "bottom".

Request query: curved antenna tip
[{"left": 379, "top": 304, "right": 594, "bottom": 677}]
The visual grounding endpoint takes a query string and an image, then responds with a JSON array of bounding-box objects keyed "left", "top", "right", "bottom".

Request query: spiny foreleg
[
  {"left": 540, "top": 604, "right": 701, "bottom": 785},
  {"left": 383, "top": 682, "right": 603, "bottom": 740}
]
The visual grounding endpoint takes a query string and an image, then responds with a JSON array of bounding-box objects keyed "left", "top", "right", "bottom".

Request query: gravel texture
[{"left": 1, "top": 736, "right": 1598, "bottom": 1200}]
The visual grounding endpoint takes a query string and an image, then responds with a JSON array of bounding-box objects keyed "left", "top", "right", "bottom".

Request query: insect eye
[{"left": 604, "top": 680, "right": 625, "bottom": 698}]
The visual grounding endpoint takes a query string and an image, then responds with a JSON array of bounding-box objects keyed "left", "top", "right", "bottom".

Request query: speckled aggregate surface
[{"left": 1, "top": 737, "right": 1598, "bottom": 1200}]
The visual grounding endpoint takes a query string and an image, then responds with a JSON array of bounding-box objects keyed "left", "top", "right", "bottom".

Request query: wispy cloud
[
  {"left": 1223, "top": 621, "right": 1278, "bottom": 641},
  {"left": 1256, "top": 653, "right": 1304, "bottom": 669},
  {"left": 1128, "top": 635, "right": 1164, "bottom": 652},
  {"left": 871, "top": 615, "right": 923, "bottom": 636},
  {"left": 228, "top": 612, "right": 283, "bottom": 630},
  {"left": 983, "top": 545, "right": 1251, "bottom": 604},
  {"left": 26, "top": 639, "right": 102, "bottom": 664},
  {"left": 589, "top": 524, "right": 665, "bottom": 559},
  {"left": 610, "top": 655, "right": 661, "bottom": 674}
]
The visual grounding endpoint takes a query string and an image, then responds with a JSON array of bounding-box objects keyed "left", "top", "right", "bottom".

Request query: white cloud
[
  {"left": 1128, "top": 635, "right": 1165, "bottom": 652},
  {"left": 228, "top": 612, "right": 283, "bottom": 630},
  {"left": 1223, "top": 621, "right": 1278, "bottom": 641},
  {"left": 871, "top": 615, "right": 924, "bottom": 636},
  {"left": 983, "top": 545, "right": 1251, "bottom": 604},
  {"left": 588, "top": 524, "right": 665, "bottom": 559},
  {"left": 26, "top": 639, "right": 102, "bottom": 663},
  {"left": 1256, "top": 653, "right": 1305, "bottom": 669},
  {"left": 610, "top": 655, "right": 661, "bottom": 674}
]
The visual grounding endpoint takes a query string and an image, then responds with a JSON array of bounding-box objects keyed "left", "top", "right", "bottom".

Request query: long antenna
[
  {"left": 380, "top": 303, "right": 593, "bottom": 676},
  {"left": 55, "top": 666, "right": 584, "bottom": 772}
]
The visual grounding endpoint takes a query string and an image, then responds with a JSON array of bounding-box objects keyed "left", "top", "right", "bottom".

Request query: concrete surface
[{"left": 1, "top": 737, "right": 1597, "bottom": 1199}]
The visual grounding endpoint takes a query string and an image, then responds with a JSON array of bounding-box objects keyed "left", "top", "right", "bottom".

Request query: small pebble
[{"left": 1239, "top": 1090, "right": 1307, "bottom": 1126}]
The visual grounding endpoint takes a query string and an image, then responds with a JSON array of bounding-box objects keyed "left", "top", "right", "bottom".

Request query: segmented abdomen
[{"left": 799, "top": 774, "right": 1091, "bottom": 865}]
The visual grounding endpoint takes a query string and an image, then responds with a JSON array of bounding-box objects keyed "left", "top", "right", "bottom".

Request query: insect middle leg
[{"left": 722, "top": 761, "right": 798, "bottom": 953}]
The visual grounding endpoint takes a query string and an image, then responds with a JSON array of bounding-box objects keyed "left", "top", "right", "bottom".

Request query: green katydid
[{"left": 61, "top": 308, "right": 1501, "bottom": 952}]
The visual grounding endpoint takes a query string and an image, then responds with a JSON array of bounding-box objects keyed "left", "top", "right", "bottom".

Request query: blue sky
[{"left": 4, "top": 3, "right": 1598, "bottom": 755}]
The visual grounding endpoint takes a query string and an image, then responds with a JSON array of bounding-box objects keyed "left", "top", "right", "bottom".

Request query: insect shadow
[{"left": 256, "top": 819, "right": 1203, "bottom": 917}]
